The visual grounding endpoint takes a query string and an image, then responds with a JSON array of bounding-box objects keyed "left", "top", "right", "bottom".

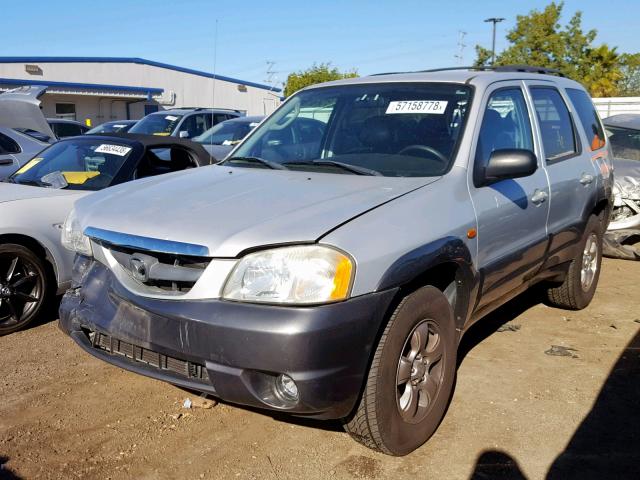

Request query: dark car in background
[
  {"left": 86, "top": 120, "right": 137, "bottom": 135},
  {"left": 48, "top": 118, "right": 89, "bottom": 138},
  {"left": 194, "top": 115, "right": 263, "bottom": 159}
]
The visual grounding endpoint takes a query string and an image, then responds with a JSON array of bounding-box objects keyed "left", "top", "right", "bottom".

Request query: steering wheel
[{"left": 397, "top": 145, "right": 448, "bottom": 168}]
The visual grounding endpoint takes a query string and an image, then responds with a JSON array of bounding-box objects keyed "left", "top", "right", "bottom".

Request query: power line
[
  {"left": 265, "top": 61, "right": 280, "bottom": 91},
  {"left": 454, "top": 31, "right": 467, "bottom": 65}
]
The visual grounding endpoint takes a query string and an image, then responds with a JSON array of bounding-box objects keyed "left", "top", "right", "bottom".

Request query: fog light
[{"left": 275, "top": 374, "right": 299, "bottom": 402}]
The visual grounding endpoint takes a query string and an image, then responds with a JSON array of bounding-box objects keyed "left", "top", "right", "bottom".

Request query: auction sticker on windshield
[
  {"left": 94, "top": 144, "right": 132, "bottom": 156},
  {"left": 386, "top": 100, "right": 448, "bottom": 114}
]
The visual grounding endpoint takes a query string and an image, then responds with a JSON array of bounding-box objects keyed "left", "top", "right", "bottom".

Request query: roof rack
[
  {"left": 166, "top": 107, "right": 244, "bottom": 113},
  {"left": 371, "top": 65, "right": 565, "bottom": 77}
]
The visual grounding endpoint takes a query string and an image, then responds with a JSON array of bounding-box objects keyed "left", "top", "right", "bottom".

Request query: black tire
[
  {"left": 344, "top": 286, "right": 456, "bottom": 455},
  {"left": 0, "top": 243, "right": 49, "bottom": 336},
  {"left": 546, "top": 215, "right": 603, "bottom": 310}
]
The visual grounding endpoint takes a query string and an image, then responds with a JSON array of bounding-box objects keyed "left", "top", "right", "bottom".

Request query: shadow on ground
[
  {"left": 0, "top": 456, "right": 22, "bottom": 480},
  {"left": 17, "top": 295, "right": 61, "bottom": 334},
  {"left": 468, "top": 329, "right": 640, "bottom": 480},
  {"left": 458, "top": 287, "right": 543, "bottom": 366}
]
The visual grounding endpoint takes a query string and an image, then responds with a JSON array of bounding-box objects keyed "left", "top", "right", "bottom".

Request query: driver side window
[{"left": 474, "top": 88, "right": 533, "bottom": 179}]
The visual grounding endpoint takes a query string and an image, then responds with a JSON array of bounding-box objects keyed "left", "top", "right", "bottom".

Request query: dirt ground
[{"left": 1, "top": 258, "right": 638, "bottom": 480}]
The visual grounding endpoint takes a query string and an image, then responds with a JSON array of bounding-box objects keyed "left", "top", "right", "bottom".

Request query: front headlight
[
  {"left": 222, "top": 245, "right": 354, "bottom": 304},
  {"left": 61, "top": 209, "right": 93, "bottom": 256}
]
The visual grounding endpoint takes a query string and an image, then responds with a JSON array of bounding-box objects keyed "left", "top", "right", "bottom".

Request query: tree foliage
[
  {"left": 474, "top": 1, "right": 626, "bottom": 97},
  {"left": 618, "top": 53, "right": 640, "bottom": 96},
  {"left": 284, "top": 63, "right": 357, "bottom": 97}
]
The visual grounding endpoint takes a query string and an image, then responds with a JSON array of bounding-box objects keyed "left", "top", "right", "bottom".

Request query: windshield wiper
[
  {"left": 224, "top": 156, "right": 288, "bottom": 170},
  {"left": 283, "top": 160, "right": 381, "bottom": 176},
  {"left": 13, "top": 179, "right": 44, "bottom": 187}
]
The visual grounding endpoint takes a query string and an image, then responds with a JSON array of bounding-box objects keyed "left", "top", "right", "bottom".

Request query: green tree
[
  {"left": 474, "top": 1, "right": 622, "bottom": 97},
  {"left": 284, "top": 63, "right": 357, "bottom": 97},
  {"left": 618, "top": 53, "right": 640, "bottom": 96}
]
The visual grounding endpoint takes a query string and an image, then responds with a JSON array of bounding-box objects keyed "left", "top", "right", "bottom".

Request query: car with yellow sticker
[{"left": 0, "top": 133, "right": 212, "bottom": 335}]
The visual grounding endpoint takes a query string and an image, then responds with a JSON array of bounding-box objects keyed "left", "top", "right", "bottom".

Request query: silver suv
[
  {"left": 59, "top": 66, "right": 613, "bottom": 455},
  {"left": 128, "top": 107, "right": 242, "bottom": 139}
]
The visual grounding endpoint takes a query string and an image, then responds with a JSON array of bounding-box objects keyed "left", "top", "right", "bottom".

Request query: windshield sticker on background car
[
  {"left": 165, "top": 115, "right": 178, "bottom": 121},
  {"left": 385, "top": 100, "right": 448, "bottom": 115},
  {"left": 62, "top": 171, "right": 100, "bottom": 184},
  {"left": 94, "top": 144, "right": 132, "bottom": 156},
  {"left": 14, "top": 157, "right": 43, "bottom": 174}
]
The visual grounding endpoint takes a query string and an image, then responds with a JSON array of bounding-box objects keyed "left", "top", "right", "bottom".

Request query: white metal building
[
  {"left": 0, "top": 57, "right": 281, "bottom": 127},
  {"left": 593, "top": 96, "right": 640, "bottom": 119}
]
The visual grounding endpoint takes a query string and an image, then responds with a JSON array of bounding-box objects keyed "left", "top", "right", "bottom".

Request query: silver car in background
[
  {"left": 602, "top": 114, "right": 640, "bottom": 259},
  {"left": 0, "top": 85, "right": 56, "bottom": 178},
  {"left": 0, "top": 126, "right": 48, "bottom": 179},
  {"left": 194, "top": 115, "right": 264, "bottom": 159}
]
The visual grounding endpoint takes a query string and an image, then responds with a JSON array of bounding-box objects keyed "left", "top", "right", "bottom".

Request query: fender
[{"left": 376, "top": 236, "right": 480, "bottom": 330}]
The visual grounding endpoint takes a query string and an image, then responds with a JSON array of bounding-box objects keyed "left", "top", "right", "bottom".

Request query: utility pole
[
  {"left": 484, "top": 17, "right": 505, "bottom": 65},
  {"left": 454, "top": 30, "right": 467, "bottom": 65},
  {"left": 265, "top": 61, "right": 279, "bottom": 91}
]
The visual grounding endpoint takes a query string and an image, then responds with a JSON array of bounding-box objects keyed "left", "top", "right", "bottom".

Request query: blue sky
[{"left": 2, "top": 0, "right": 638, "bottom": 87}]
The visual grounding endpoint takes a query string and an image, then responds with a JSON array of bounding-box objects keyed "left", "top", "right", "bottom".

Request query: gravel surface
[{"left": 1, "top": 258, "right": 638, "bottom": 479}]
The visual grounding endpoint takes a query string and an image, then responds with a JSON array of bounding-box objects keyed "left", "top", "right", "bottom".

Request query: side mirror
[
  {"left": 179, "top": 131, "right": 189, "bottom": 139},
  {"left": 479, "top": 149, "right": 537, "bottom": 186}
]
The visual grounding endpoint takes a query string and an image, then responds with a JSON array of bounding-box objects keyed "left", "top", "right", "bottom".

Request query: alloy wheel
[
  {"left": 396, "top": 319, "right": 444, "bottom": 424},
  {"left": 0, "top": 252, "right": 43, "bottom": 328},
  {"left": 580, "top": 233, "right": 598, "bottom": 292}
]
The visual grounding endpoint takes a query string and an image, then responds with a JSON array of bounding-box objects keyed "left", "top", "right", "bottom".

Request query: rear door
[
  {"left": 525, "top": 82, "right": 598, "bottom": 263},
  {"left": 468, "top": 82, "right": 550, "bottom": 308}
]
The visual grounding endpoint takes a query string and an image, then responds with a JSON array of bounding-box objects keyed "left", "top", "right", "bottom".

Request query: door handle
[
  {"left": 580, "top": 173, "right": 594, "bottom": 185},
  {"left": 0, "top": 158, "right": 13, "bottom": 166},
  {"left": 531, "top": 189, "right": 548, "bottom": 205}
]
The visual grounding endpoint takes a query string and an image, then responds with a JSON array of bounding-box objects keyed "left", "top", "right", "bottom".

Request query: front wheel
[
  {"left": 344, "top": 286, "right": 457, "bottom": 455},
  {"left": 0, "top": 244, "right": 49, "bottom": 336},
  {"left": 546, "top": 215, "right": 603, "bottom": 310}
]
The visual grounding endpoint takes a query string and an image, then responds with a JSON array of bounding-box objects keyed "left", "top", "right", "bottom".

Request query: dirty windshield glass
[
  {"left": 8, "top": 139, "right": 134, "bottom": 190},
  {"left": 129, "top": 113, "right": 183, "bottom": 136},
  {"left": 229, "top": 83, "right": 472, "bottom": 177}
]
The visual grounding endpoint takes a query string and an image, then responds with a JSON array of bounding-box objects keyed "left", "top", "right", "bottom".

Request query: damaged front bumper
[{"left": 59, "top": 259, "right": 397, "bottom": 420}]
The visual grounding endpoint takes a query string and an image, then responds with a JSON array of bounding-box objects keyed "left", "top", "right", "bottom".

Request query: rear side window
[
  {"left": 566, "top": 88, "right": 606, "bottom": 151},
  {"left": 530, "top": 88, "right": 578, "bottom": 161},
  {"left": 53, "top": 123, "right": 84, "bottom": 138},
  {"left": 0, "top": 132, "right": 21, "bottom": 154}
]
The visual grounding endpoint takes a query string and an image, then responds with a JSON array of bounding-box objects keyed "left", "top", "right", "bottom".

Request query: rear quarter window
[
  {"left": 566, "top": 88, "right": 606, "bottom": 151},
  {"left": 0, "top": 132, "right": 21, "bottom": 154},
  {"left": 530, "top": 87, "right": 578, "bottom": 161}
]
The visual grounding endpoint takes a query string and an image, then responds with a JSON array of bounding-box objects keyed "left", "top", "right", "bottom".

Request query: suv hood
[
  {"left": 75, "top": 165, "right": 439, "bottom": 257},
  {"left": 0, "top": 86, "right": 56, "bottom": 140}
]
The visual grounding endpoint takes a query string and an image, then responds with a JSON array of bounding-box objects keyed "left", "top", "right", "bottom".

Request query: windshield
[
  {"left": 86, "top": 122, "right": 134, "bottom": 134},
  {"left": 8, "top": 139, "right": 134, "bottom": 191},
  {"left": 129, "top": 113, "right": 183, "bottom": 136},
  {"left": 194, "top": 120, "right": 257, "bottom": 146},
  {"left": 230, "top": 83, "right": 472, "bottom": 177},
  {"left": 605, "top": 125, "right": 640, "bottom": 161}
]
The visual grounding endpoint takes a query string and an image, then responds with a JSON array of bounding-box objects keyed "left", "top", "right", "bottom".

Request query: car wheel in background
[
  {"left": 344, "top": 286, "right": 457, "bottom": 455},
  {"left": 0, "top": 244, "right": 48, "bottom": 336}
]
